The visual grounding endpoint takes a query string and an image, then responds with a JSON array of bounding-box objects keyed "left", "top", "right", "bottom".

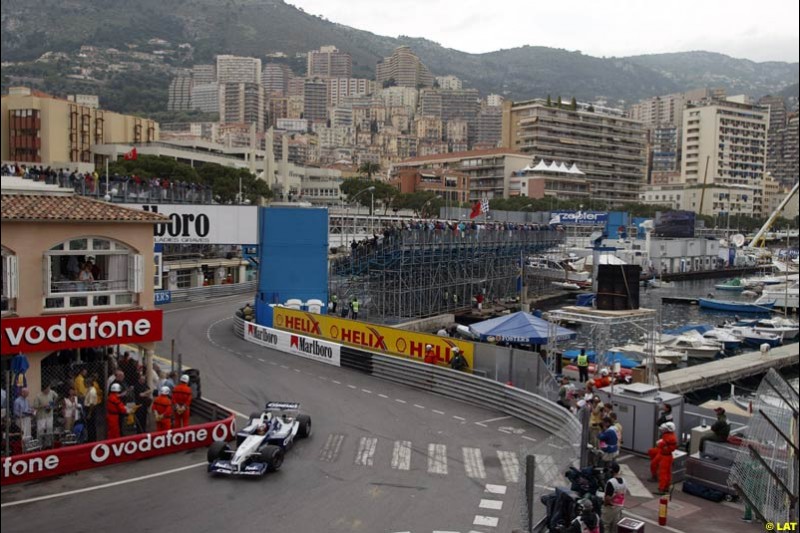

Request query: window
[
  {"left": 44, "top": 237, "right": 142, "bottom": 310},
  {"left": 2, "top": 247, "right": 18, "bottom": 314}
]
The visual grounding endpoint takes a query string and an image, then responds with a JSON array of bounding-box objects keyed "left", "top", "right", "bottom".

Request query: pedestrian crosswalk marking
[
  {"left": 497, "top": 451, "right": 520, "bottom": 483},
  {"left": 355, "top": 437, "right": 378, "bottom": 466},
  {"left": 474, "top": 515, "right": 499, "bottom": 527},
  {"left": 319, "top": 433, "right": 345, "bottom": 462},
  {"left": 619, "top": 463, "right": 653, "bottom": 499},
  {"left": 428, "top": 443, "right": 448, "bottom": 475},
  {"left": 479, "top": 498, "right": 503, "bottom": 510},
  {"left": 463, "top": 447, "right": 486, "bottom": 479},
  {"left": 391, "top": 440, "right": 412, "bottom": 471},
  {"left": 485, "top": 484, "right": 507, "bottom": 495}
]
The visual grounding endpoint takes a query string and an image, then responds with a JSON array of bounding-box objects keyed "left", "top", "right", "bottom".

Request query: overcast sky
[{"left": 288, "top": 0, "right": 799, "bottom": 63}]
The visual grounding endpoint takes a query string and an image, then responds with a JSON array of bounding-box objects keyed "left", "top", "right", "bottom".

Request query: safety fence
[
  {"left": 165, "top": 280, "right": 256, "bottom": 304},
  {"left": 1, "top": 397, "right": 235, "bottom": 485},
  {"left": 233, "top": 314, "right": 580, "bottom": 531}
]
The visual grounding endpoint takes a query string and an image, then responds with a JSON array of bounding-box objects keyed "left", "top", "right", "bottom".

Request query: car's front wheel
[
  {"left": 207, "top": 441, "right": 230, "bottom": 463},
  {"left": 260, "top": 445, "right": 284, "bottom": 472},
  {"left": 297, "top": 414, "right": 312, "bottom": 438}
]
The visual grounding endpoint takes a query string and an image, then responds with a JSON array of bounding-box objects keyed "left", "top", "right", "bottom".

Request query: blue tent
[{"left": 470, "top": 312, "right": 576, "bottom": 344}]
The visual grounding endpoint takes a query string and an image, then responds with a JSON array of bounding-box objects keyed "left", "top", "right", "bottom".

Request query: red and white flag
[
  {"left": 123, "top": 147, "right": 138, "bottom": 161},
  {"left": 470, "top": 198, "right": 490, "bottom": 219}
]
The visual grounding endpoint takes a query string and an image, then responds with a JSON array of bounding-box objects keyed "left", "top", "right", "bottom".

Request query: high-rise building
[
  {"left": 262, "top": 63, "right": 293, "bottom": 96},
  {"left": 649, "top": 126, "right": 681, "bottom": 184},
  {"left": 326, "top": 78, "right": 375, "bottom": 107},
  {"left": 192, "top": 64, "right": 216, "bottom": 85},
  {"left": 476, "top": 106, "right": 502, "bottom": 147},
  {"left": 502, "top": 99, "right": 647, "bottom": 206},
  {"left": 268, "top": 96, "right": 289, "bottom": 128},
  {"left": 219, "top": 83, "right": 266, "bottom": 131},
  {"left": 168, "top": 74, "right": 193, "bottom": 112},
  {"left": 1, "top": 87, "right": 158, "bottom": 166},
  {"left": 303, "top": 79, "right": 328, "bottom": 123},
  {"left": 435, "top": 75, "right": 462, "bottom": 90},
  {"left": 191, "top": 83, "right": 219, "bottom": 114},
  {"left": 216, "top": 55, "right": 262, "bottom": 84},
  {"left": 486, "top": 94, "right": 504, "bottom": 107},
  {"left": 420, "top": 88, "right": 480, "bottom": 146},
  {"left": 679, "top": 98, "right": 768, "bottom": 216},
  {"left": 629, "top": 88, "right": 725, "bottom": 128},
  {"left": 306, "top": 46, "right": 352, "bottom": 78},
  {"left": 759, "top": 94, "right": 796, "bottom": 187},
  {"left": 375, "top": 46, "right": 433, "bottom": 89},
  {"left": 287, "top": 77, "right": 306, "bottom": 98}
]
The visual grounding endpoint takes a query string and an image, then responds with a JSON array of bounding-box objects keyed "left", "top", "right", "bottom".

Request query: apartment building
[
  {"left": 216, "top": 55, "right": 262, "bottom": 84},
  {"left": 420, "top": 88, "right": 480, "bottom": 145},
  {"left": 191, "top": 83, "right": 219, "bottom": 114},
  {"left": 1, "top": 87, "right": 158, "bottom": 168},
  {"left": 168, "top": 74, "right": 193, "bottom": 112},
  {"left": 435, "top": 75, "right": 462, "bottom": 90},
  {"left": 375, "top": 46, "right": 434, "bottom": 89},
  {"left": 192, "top": 64, "right": 216, "bottom": 85},
  {"left": 306, "top": 46, "right": 352, "bottom": 78},
  {"left": 393, "top": 148, "right": 529, "bottom": 200},
  {"left": 303, "top": 79, "right": 328, "bottom": 124},
  {"left": 649, "top": 125, "right": 681, "bottom": 184},
  {"left": 219, "top": 83, "right": 266, "bottom": 131},
  {"left": 262, "top": 63, "right": 293, "bottom": 96},
  {"left": 391, "top": 168, "right": 470, "bottom": 205},
  {"left": 326, "top": 78, "right": 375, "bottom": 107},
  {"left": 501, "top": 99, "right": 647, "bottom": 206},
  {"left": 486, "top": 94, "right": 504, "bottom": 108},
  {"left": 680, "top": 98, "right": 768, "bottom": 216},
  {"left": 629, "top": 88, "right": 725, "bottom": 128},
  {"left": 509, "top": 159, "right": 590, "bottom": 200}
]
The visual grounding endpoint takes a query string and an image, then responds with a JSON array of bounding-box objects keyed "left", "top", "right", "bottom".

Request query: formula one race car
[{"left": 207, "top": 402, "right": 311, "bottom": 476}]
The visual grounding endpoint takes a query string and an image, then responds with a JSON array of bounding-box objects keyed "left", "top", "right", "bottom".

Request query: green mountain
[{"left": 2, "top": 0, "right": 798, "bottom": 113}]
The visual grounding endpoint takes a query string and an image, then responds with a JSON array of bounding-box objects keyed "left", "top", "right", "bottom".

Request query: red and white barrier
[{"left": 1, "top": 415, "right": 235, "bottom": 485}]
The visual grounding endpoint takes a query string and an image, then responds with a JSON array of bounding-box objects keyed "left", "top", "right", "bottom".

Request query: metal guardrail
[
  {"left": 192, "top": 397, "right": 234, "bottom": 423},
  {"left": 169, "top": 280, "right": 256, "bottom": 303}
]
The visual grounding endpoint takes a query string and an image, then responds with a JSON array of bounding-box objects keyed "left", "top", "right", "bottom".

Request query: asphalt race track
[{"left": 2, "top": 296, "right": 565, "bottom": 532}]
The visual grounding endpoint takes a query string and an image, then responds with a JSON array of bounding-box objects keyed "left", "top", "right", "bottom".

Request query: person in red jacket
[
  {"left": 648, "top": 422, "right": 678, "bottom": 494},
  {"left": 171, "top": 374, "right": 193, "bottom": 428},
  {"left": 152, "top": 386, "right": 173, "bottom": 431},
  {"left": 106, "top": 383, "right": 128, "bottom": 439},
  {"left": 423, "top": 344, "right": 437, "bottom": 365}
]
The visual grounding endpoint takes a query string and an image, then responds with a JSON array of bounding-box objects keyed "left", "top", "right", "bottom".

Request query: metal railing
[{"left": 169, "top": 280, "right": 257, "bottom": 303}]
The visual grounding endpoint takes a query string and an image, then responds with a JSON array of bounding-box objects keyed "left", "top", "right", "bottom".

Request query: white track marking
[
  {"left": 395, "top": 398, "right": 407, "bottom": 404},
  {"left": 479, "top": 499, "right": 503, "bottom": 510},
  {"left": 258, "top": 358, "right": 265, "bottom": 362},
  {"left": 391, "top": 440, "right": 412, "bottom": 471},
  {"left": 497, "top": 451, "right": 520, "bottom": 483},
  {"left": 427, "top": 443, "right": 448, "bottom": 475},
  {"left": 0, "top": 462, "right": 207, "bottom": 508},
  {"left": 473, "top": 515, "right": 499, "bottom": 527},
  {"left": 413, "top": 404, "right": 425, "bottom": 409},
  {"left": 361, "top": 389, "right": 372, "bottom": 394},
  {"left": 462, "top": 447, "right": 486, "bottom": 479},
  {"left": 475, "top": 415, "right": 511, "bottom": 425},
  {"left": 522, "top": 435, "right": 538, "bottom": 443},
  {"left": 432, "top": 409, "right": 445, "bottom": 415},
  {"left": 452, "top": 415, "right": 466, "bottom": 421},
  {"left": 332, "top": 380, "right": 341, "bottom": 385},
  {"left": 279, "top": 364, "right": 289, "bottom": 369},
  {"left": 354, "top": 437, "right": 378, "bottom": 466},
  {"left": 485, "top": 484, "right": 507, "bottom": 495},
  {"left": 378, "top": 394, "right": 389, "bottom": 399},
  {"left": 619, "top": 463, "right": 653, "bottom": 498},
  {"left": 347, "top": 384, "right": 357, "bottom": 389},
  {"left": 318, "top": 433, "right": 345, "bottom": 462}
]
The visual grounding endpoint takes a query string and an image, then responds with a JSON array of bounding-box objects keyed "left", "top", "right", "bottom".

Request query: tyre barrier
[
  {"left": 234, "top": 315, "right": 580, "bottom": 448},
  {"left": 1, "top": 398, "right": 236, "bottom": 486}
]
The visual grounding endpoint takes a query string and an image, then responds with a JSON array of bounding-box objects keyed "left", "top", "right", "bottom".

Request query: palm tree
[{"left": 358, "top": 162, "right": 382, "bottom": 180}]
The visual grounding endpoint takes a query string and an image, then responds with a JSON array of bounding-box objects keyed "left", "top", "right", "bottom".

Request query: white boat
[
  {"left": 660, "top": 332, "right": 723, "bottom": 359},
  {"left": 527, "top": 257, "right": 591, "bottom": 283},
  {"left": 701, "top": 328, "right": 743, "bottom": 350},
  {"left": 551, "top": 281, "right": 582, "bottom": 291},
  {"left": 646, "top": 278, "right": 675, "bottom": 289},
  {"left": 756, "top": 281, "right": 799, "bottom": 311},
  {"left": 750, "top": 317, "right": 799, "bottom": 340},
  {"left": 612, "top": 343, "right": 687, "bottom": 365},
  {"left": 720, "top": 325, "right": 783, "bottom": 348}
]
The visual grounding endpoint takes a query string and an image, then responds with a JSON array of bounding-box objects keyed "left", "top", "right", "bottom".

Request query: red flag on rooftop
[
  {"left": 469, "top": 201, "right": 482, "bottom": 219},
  {"left": 123, "top": 147, "right": 138, "bottom": 161}
]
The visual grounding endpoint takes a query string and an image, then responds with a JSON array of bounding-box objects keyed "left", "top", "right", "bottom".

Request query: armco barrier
[
  {"left": 234, "top": 315, "right": 580, "bottom": 446},
  {"left": 1, "top": 398, "right": 235, "bottom": 486},
  {"left": 168, "top": 280, "right": 256, "bottom": 304}
]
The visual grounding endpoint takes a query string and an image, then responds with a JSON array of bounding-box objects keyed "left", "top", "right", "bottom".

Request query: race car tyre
[
  {"left": 260, "top": 445, "right": 284, "bottom": 472},
  {"left": 207, "top": 441, "right": 230, "bottom": 463},
  {"left": 297, "top": 414, "right": 312, "bottom": 438}
]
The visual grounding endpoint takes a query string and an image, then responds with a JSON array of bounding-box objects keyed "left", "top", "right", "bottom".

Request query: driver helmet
[
  {"left": 180, "top": 374, "right": 190, "bottom": 384},
  {"left": 257, "top": 423, "right": 267, "bottom": 435},
  {"left": 110, "top": 383, "right": 122, "bottom": 393},
  {"left": 160, "top": 386, "right": 171, "bottom": 396}
]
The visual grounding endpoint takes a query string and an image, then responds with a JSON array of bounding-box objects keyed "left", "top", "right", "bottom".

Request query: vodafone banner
[
  {"left": 1, "top": 310, "right": 163, "bottom": 355},
  {"left": 1, "top": 415, "right": 235, "bottom": 485},
  {"left": 244, "top": 321, "right": 340, "bottom": 367}
]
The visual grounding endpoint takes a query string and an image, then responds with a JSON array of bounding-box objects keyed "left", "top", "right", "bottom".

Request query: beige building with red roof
[
  {"left": 391, "top": 148, "right": 530, "bottom": 201},
  {"left": 2, "top": 176, "right": 166, "bottom": 407}
]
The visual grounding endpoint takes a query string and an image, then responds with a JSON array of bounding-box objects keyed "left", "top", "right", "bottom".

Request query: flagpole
[{"left": 105, "top": 155, "right": 110, "bottom": 201}]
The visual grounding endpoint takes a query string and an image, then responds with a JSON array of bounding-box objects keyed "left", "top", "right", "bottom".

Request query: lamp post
[
  {"left": 421, "top": 195, "right": 441, "bottom": 218},
  {"left": 351, "top": 186, "right": 375, "bottom": 247},
  {"left": 521, "top": 203, "right": 533, "bottom": 222}
]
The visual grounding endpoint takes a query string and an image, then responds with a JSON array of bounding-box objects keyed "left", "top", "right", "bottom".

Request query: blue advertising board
[
  {"left": 154, "top": 290, "right": 172, "bottom": 305},
  {"left": 550, "top": 211, "right": 608, "bottom": 225}
]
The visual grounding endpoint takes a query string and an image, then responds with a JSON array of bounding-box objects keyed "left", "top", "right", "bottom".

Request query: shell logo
[
  {"left": 275, "top": 315, "right": 284, "bottom": 327},
  {"left": 395, "top": 338, "right": 407, "bottom": 352},
  {"left": 329, "top": 325, "right": 339, "bottom": 339}
]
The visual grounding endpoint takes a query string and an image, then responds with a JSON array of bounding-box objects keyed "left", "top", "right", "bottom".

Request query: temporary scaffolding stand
[{"left": 545, "top": 306, "right": 659, "bottom": 385}]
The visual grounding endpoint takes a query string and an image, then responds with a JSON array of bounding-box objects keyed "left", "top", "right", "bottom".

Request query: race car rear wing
[{"left": 265, "top": 401, "right": 300, "bottom": 410}]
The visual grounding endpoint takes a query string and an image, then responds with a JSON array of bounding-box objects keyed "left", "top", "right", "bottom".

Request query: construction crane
[{"left": 749, "top": 181, "right": 799, "bottom": 248}]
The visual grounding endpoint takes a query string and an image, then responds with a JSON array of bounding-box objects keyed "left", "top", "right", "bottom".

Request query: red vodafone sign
[{"left": 1, "top": 310, "right": 163, "bottom": 355}]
